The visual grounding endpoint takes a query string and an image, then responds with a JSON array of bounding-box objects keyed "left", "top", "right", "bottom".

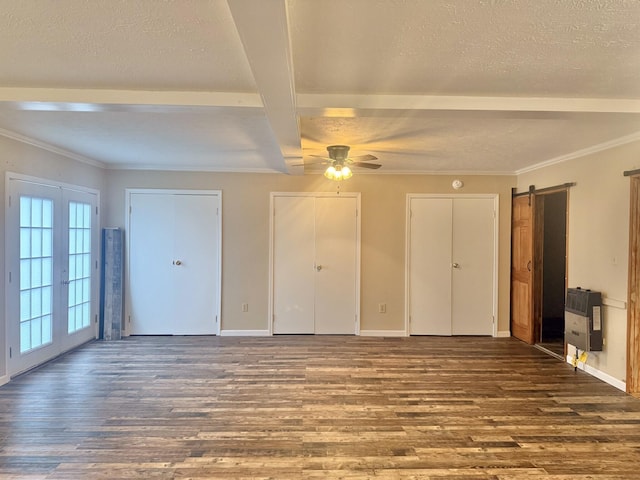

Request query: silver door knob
[
  {"left": 316, "top": 265, "right": 322, "bottom": 271},
  {"left": 452, "top": 263, "right": 460, "bottom": 269},
  {"left": 174, "top": 260, "right": 182, "bottom": 266}
]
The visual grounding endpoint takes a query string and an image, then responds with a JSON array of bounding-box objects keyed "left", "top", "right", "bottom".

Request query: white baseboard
[
  {"left": 220, "top": 329, "right": 270, "bottom": 337},
  {"left": 360, "top": 330, "right": 407, "bottom": 337},
  {"left": 496, "top": 330, "right": 511, "bottom": 338},
  {"left": 0, "top": 374, "right": 9, "bottom": 387},
  {"left": 566, "top": 355, "right": 627, "bottom": 392}
]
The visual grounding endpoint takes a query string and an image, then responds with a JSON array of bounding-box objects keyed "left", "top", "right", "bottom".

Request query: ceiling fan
[{"left": 297, "top": 145, "right": 382, "bottom": 180}]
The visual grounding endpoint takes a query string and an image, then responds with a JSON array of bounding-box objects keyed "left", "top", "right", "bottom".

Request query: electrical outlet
[
  {"left": 378, "top": 303, "right": 386, "bottom": 314},
  {"left": 242, "top": 303, "right": 249, "bottom": 312}
]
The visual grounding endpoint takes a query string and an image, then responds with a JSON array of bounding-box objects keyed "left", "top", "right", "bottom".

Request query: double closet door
[
  {"left": 408, "top": 195, "right": 496, "bottom": 336},
  {"left": 127, "top": 190, "right": 221, "bottom": 335},
  {"left": 271, "top": 193, "right": 360, "bottom": 334},
  {"left": 6, "top": 175, "right": 99, "bottom": 376}
]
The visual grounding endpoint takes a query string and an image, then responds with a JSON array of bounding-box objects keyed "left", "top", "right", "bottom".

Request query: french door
[{"left": 6, "top": 175, "right": 99, "bottom": 376}]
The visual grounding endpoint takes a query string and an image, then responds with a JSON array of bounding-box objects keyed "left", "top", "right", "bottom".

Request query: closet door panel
[
  {"left": 451, "top": 198, "right": 495, "bottom": 335},
  {"left": 409, "top": 198, "right": 453, "bottom": 335},
  {"left": 272, "top": 196, "right": 316, "bottom": 334},
  {"left": 314, "top": 197, "right": 358, "bottom": 335}
]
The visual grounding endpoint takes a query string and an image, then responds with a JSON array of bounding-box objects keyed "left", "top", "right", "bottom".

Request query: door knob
[
  {"left": 174, "top": 260, "right": 182, "bottom": 266},
  {"left": 452, "top": 263, "right": 460, "bottom": 269},
  {"left": 316, "top": 265, "right": 322, "bottom": 272}
]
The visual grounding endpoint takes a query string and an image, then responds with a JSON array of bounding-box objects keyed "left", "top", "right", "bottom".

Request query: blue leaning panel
[{"left": 100, "top": 228, "right": 124, "bottom": 341}]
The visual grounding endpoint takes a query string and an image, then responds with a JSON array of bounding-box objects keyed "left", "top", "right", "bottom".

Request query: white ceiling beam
[
  {"left": 0, "top": 88, "right": 263, "bottom": 111},
  {"left": 297, "top": 94, "right": 640, "bottom": 116},
  {"left": 227, "top": 0, "right": 302, "bottom": 175}
]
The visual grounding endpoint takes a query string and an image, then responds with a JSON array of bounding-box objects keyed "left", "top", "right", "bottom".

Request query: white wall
[
  {"left": 517, "top": 140, "right": 640, "bottom": 385},
  {"left": 105, "top": 170, "right": 516, "bottom": 336}
]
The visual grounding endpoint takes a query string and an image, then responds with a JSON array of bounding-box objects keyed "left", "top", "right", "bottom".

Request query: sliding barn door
[
  {"left": 408, "top": 195, "right": 496, "bottom": 336},
  {"left": 511, "top": 195, "right": 535, "bottom": 344},
  {"left": 272, "top": 194, "right": 359, "bottom": 334}
]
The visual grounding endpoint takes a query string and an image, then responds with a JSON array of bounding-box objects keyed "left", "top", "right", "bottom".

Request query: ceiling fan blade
[
  {"left": 352, "top": 162, "right": 381, "bottom": 169},
  {"left": 309, "top": 154, "right": 332, "bottom": 160},
  {"left": 301, "top": 157, "right": 331, "bottom": 165},
  {"left": 349, "top": 154, "right": 378, "bottom": 162}
]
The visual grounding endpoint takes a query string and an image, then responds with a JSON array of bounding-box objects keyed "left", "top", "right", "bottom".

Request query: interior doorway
[{"left": 535, "top": 191, "right": 568, "bottom": 357}]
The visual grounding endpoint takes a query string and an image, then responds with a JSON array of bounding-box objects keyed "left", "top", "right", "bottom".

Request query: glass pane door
[
  {"left": 7, "top": 177, "right": 99, "bottom": 376},
  {"left": 19, "top": 196, "right": 54, "bottom": 352},
  {"left": 67, "top": 201, "right": 92, "bottom": 334}
]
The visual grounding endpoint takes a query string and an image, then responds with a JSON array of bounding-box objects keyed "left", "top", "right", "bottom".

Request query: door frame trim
[
  {"left": 124, "top": 188, "right": 222, "bottom": 336},
  {"left": 627, "top": 175, "right": 640, "bottom": 394},
  {"left": 268, "top": 192, "right": 362, "bottom": 336},
  {"left": 405, "top": 193, "right": 499, "bottom": 337}
]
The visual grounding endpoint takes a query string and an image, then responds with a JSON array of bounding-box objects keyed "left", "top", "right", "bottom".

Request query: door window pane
[
  {"left": 68, "top": 202, "right": 92, "bottom": 333},
  {"left": 19, "top": 196, "right": 54, "bottom": 353}
]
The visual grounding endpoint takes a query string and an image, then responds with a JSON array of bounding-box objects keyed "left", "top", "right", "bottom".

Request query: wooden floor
[{"left": 1, "top": 336, "right": 640, "bottom": 479}]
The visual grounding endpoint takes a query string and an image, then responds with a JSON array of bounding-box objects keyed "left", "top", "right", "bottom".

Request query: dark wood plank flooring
[{"left": 1, "top": 335, "right": 640, "bottom": 479}]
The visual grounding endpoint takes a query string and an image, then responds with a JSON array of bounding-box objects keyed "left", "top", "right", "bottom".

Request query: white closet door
[
  {"left": 129, "top": 193, "right": 175, "bottom": 334},
  {"left": 409, "top": 198, "right": 453, "bottom": 335},
  {"left": 172, "top": 194, "right": 220, "bottom": 335},
  {"left": 128, "top": 191, "right": 220, "bottom": 335},
  {"left": 273, "top": 196, "right": 316, "bottom": 334},
  {"left": 408, "top": 196, "right": 495, "bottom": 336},
  {"left": 451, "top": 198, "right": 494, "bottom": 335},
  {"left": 272, "top": 194, "right": 359, "bottom": 335},
  {"left": 314, "top": 196, "right": 358, "bottom": 334}
]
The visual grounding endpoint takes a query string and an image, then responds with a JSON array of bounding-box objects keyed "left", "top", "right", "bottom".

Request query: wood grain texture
[
  {"left": 511, "top": 195, "right": 534, "bottom": 345},
  {"left": 1, "top": 335, "right": 640, "bottom": 479}
]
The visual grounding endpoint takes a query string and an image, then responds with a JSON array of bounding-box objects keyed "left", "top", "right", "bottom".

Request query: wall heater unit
[{"left": 564, "top": 287, "right": 602, "bottom": 352}]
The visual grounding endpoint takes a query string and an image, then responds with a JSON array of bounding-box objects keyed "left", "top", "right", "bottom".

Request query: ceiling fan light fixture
[
  {"left": 324, "top": 164, "right": 353, "bottom": 181},
  {"left": 324, "top": 165, "right": 337, "bottom": 179}
]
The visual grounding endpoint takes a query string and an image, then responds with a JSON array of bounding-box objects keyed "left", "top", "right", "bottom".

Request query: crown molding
[{"left": 0, "top": 127, "right": 105, "bottom": 168}]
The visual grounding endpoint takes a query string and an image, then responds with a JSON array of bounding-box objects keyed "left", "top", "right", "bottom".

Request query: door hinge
[
  {"left": 95, "top": 260, "right": 98, "bottom": 270},
  {"left": 8, "top": 195, "right": 11, "bottom": 207},
  {"left": 128, "top": 315, "right": 131, "bottom": 324},
  {"left": 95, "top": 314, "right": 98, "bottom": 324},
  {"left": 129, "top": 205, "right": 132, "bottom": 214},
  {"left": 216, "top": 315, "right": 218, "bottom": 324},
  {"left": 8, "top": 271, "right": 11, "bottom": 283},
  {"left": 9, "top": 347, "right": 12, "bottom": 358},
  {"left": 96, "top": 206, "right": 99, "bottom": 215}
]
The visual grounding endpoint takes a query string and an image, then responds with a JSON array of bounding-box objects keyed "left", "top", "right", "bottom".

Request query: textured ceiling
[{"left": 0, "top": 0, "right": 639, "bottom": 175}]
